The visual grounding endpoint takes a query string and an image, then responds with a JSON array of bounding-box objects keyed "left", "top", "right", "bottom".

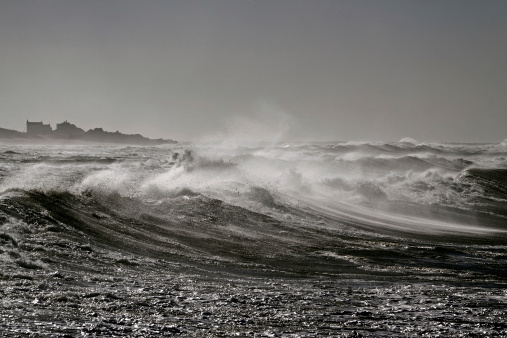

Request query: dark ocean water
[{"left": 0, "top": 141, "right": 506, "bottom": 336}]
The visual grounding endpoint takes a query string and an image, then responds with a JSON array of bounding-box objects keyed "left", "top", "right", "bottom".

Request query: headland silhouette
[{"left": 0, "top": 120, "right": 176, "bottom": 145}]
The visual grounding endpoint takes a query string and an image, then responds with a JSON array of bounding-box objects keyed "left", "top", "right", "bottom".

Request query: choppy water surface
[{"left": 0, "top": 141, "right": 506, "bottom": 336}]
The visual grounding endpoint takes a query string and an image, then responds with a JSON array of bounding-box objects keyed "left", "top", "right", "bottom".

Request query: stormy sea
[{"left": 0, "top": 140, "right": 506, "bottom": 337}]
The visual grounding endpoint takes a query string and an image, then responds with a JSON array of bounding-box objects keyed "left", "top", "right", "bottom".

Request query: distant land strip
[{"left": 0, "top": 120, "right": 176, "bottom": 145}]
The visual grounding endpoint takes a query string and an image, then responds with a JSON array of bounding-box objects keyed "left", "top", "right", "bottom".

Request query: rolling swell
[
  {"left": 456, "top": 168, "right": 507, "bottom": 217},
  {"left": 457, "top": 168, "right": 507, "bottom": 197},
  {"left": 1, "top": 187, "right": 505, "bottom": 280},
  {"left": 1, "top": 189, "right": 355, "bottom": 276}
]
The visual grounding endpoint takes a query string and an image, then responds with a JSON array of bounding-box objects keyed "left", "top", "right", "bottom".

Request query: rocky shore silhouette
[{"left": 0, "top": 121, "right": 176, "bottom": 145}]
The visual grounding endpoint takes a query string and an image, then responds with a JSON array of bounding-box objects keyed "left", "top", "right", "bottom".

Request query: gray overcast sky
[{"left": 1, "top": 0, "right": 506, "bottom": 142}]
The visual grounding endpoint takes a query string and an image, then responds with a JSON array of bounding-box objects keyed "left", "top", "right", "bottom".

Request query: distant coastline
[{"left": 0, "top": 120, "right": 176, "bottom": 145}]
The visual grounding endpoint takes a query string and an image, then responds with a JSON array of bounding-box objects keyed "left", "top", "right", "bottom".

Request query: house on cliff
[{"left": 26, "top": 120, "right": 52, "bottom": 134}]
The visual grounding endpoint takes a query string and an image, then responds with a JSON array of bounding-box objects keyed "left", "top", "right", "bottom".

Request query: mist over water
[
  {"left": 0, "top": 139, "right": 506, "bottom": 336},
  {"left": 197, "top": 102, "right": 294, "bottom": 148}
]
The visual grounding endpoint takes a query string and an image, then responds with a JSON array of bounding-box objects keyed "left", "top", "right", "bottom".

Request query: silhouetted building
[
  {"left": 26, "top": 120, "right": 52, "bottom": 134},
  {"left": 20, "top": 119, "right": 175, "bottom": 144},
  {"left": 55, "top": 120, "right": 85, "bottom": 137}
]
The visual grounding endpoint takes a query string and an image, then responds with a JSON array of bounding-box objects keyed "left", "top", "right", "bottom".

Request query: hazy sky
[{"left": 1, "top": 0, "right": 506, "bottom": 142}]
